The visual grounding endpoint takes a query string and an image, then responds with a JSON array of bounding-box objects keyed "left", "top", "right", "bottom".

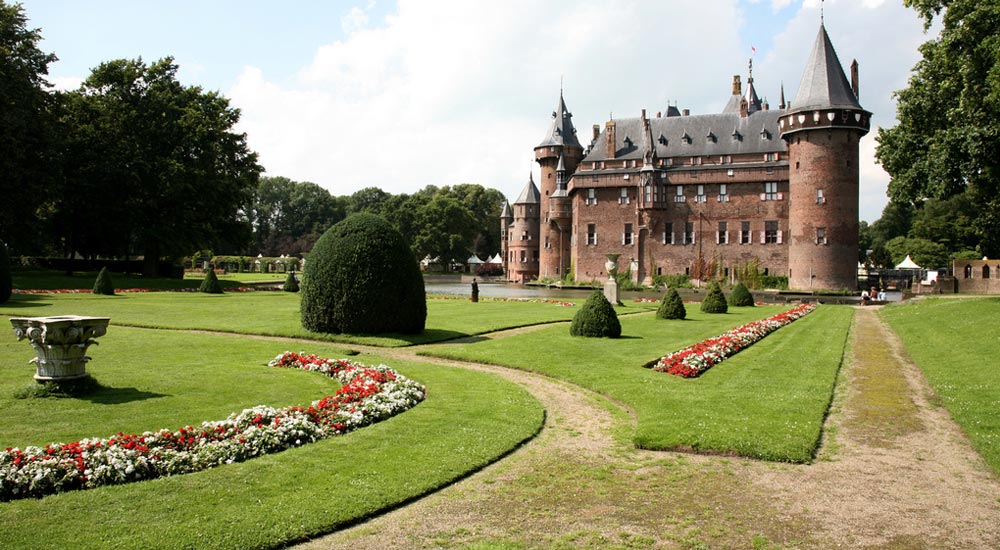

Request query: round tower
[
  {"left": 535, "top": 91, "right": 584, "bottom": 279},
  {"left": 779, "top": 24, "right": 871, "bottom": 291},
  {"left": 506, "top": 174, "right": 541, "bottom": 283}
]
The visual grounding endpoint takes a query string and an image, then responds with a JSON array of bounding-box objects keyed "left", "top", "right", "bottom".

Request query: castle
[{"left": 501, "top": 23, "right": 870, "bottom": 291}]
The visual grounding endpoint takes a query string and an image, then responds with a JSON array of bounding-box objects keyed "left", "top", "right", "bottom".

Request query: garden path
[{"left": 226, "top": 310, "right": 1000, "bottom": 548}]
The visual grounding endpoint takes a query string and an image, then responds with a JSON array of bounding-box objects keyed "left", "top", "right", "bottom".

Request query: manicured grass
[
  {"left": 11, "top": 270, "right": 244, "bottom": 291},
  {"left": 185, "top": 271, "right": 288, "bottom": 284},
  {"left": 0, "top": 330, "right": 544, "bottom": 548},
  {"left": 880, "top": 297, "right": 1000, "bottom": 475},
  {"left": 0, "top": 292, "right": 653, "bottom": 347},
  {"left": 425, "top": 305, "right": 853, "bottom": 462}
]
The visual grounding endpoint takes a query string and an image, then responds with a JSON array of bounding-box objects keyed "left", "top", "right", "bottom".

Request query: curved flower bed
[
  {"left": 651, "top": 303, "right": 817, "bottom": 378},
  {"left": 13, "top": 286, "right": 272, "bottom": 294},
  {"left": 0, "top": 354, "right": 425, "bottom": 501}
]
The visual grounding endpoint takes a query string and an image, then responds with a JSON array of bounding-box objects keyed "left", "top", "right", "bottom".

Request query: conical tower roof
[
  {"left": 790, "top": 24, "right": 862, "bottom": 112},
  {"left": 500, "top": 200, "right": 513, "bottom": 220},
  {"left": 537, "top": 91, "right": 583, "bottom": 149},
  {"left": 514, "top": 173, "right": 540, "bottom": 205}
]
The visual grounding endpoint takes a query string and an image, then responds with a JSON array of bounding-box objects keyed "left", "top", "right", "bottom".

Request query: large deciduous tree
[
  {"left": 0, "top": 1, "right": 57, "bottom": 252},
  {"left": 875, "top": 0, "right": 1000, "bottom": 255},
  {"left": 58, "top": 57, "right": 261, "bottom": 275},
  {"left": 251, "top": 176, "right": 345, "bottom": 256}
]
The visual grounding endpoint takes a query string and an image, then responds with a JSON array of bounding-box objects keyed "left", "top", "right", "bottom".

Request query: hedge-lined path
[{"left": 292, "top": 306, "right": 1000, "bottom": 549}]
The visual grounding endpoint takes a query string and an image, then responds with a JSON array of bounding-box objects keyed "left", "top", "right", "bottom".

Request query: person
[
  {"left": 877, "top": 288, "right": 886, "bottom": 301},
  {"left": 860, "top": 288, "right": 870, "bottom": 305},
  {"left": 471, "top": 278, "right": 479, "bottom": 303}
]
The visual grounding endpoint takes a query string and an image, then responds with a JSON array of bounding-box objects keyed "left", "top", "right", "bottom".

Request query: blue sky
[{"left": 19, "top": 0, "right": 930, "bottom": 223}]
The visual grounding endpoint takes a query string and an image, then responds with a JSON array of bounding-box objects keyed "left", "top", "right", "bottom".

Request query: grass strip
[
  {"left": 879, "top": 297, "right": 1000, "bottom": 475},
  {"left": 426, "top": 306, "right": 852, "bottom": 462}
]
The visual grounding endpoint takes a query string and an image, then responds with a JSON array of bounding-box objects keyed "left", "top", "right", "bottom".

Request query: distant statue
[{"left": 471, "top": 278, "right": 479, "bottom": 302}]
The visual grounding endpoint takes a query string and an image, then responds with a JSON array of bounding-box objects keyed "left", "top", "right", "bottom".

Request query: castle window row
[
  {"left": 582, "top": 182, "right": 779, "bottom": 205},
  {"left": 656, "top": 220, "right": 783, "bottom": 245}
]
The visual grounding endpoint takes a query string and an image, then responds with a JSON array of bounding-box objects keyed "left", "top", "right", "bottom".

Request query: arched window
[
  {"left": 983, "top": 265, "right": 991, "bottom": 279},
  {"left": 964, "top": 265, "right": 973, "bottom": 278}
]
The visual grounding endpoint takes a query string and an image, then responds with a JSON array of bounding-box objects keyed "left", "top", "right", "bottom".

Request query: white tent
[
  {"left": 487, "top": 253, "right": 502, "bottom": 265},
  {"left": 466, "top": 255, "right": 485, "bottom": 265},
  {"left": 895, "top": 255, "right": 921, "bottom": 269}
]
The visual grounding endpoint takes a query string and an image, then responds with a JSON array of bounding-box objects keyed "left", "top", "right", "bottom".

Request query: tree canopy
[
  {"left": 875, "top": 0, "right": 1000, "bottom": 256},
  {"left": 251, "top": 176, "right": 346, "bottom": 256}
]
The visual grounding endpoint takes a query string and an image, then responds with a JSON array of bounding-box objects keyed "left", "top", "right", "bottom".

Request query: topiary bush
[
  {"left": 0, "top": 241, "right": 11, "bottom": 304},
  {"left": 570, "top": 290, "right": 622, "bottom": 338},
  {"left": 199, "top": 270, "right": 224, "bottom": 294},
  {"left": 700, "top": 281, "right": 728, "bottom": 314},
  {"left": 728, "top": 281, "right": 754, "bottom": 307},
  {"left": 283, "top": 271, "right": 299, "bottom": 292},
  {"left": 92, "top": 267, "right": 115, "bottom": 295},
  {"left": 656, "top": 288, "right": 686, "bottom": 320},
  {"left": 301, "top": 213, "right": 426, "bottom": 335}
]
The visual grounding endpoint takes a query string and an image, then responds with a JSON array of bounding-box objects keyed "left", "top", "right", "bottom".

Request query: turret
[
  {"left": 535, "top": 90, "right": 584, "bottom": 279},
  {"left": 505, "top": 174, "right": 541, "bottom": 283},
  {"left": 499, "top": 200, "right": 513, "bottom": 275},
  {"left": 779, "top": 23, "right": 871, "bottom": 291}
]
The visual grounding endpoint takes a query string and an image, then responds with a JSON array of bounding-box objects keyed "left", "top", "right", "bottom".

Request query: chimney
[
  {"left": 682, "top": 109, "right": 690, "bottom": 116},
  {"left": 732, "top": 75, "right": 742, "bottom": 96},
  {"left": 656, "top": 111, "right": 662, "bottom": 118},
  {"left": 739, "top": 98, "right": 749, "bottom": 118},
  {"left": 641, "top": 108, "right": 646, "bottom": 120},
  {"left": 851, "top": 59, "right": 860, "bottom": 100},
  {"left": 605, "top": 120, "right": 617, "bottom": 158},
  {"left": 592, "top": 124, "right": 600, "bottom": 143},
  {"left": 762, "top": 100, "right": 769, "bottom": 111}
]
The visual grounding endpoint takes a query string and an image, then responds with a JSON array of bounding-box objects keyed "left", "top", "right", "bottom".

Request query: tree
[
  {"left": 301, "top": 213, "right": 426, "bottom": 335},
  {"left": 700, "top": 282, "right": 728, "bottom": 314},
  {"left": 348, "top": 187, "right": 390, "bottom": 216},
  {"left": 251, "top": 176, "right": 345, "bottom": 256},
  {"left": 0, "top": 2, "right": 57, "bottom": 252},
  {"left": 199, "top": 270, "right": 224, "bottom": 294},
  {"left": 92, "top": 267, "right": 115, "bottom": 296},
  {"left": 0, "top": 240, "right": 11, "bottom": 304},
  {"left": 570, "top": 290, "right": 621, "bottom": 338},
  {"left": 412, "top": 195, "right": 477, "bottom": 270},
  {"left": 728, "top": 282, "right": 754, "bottom": 307},
  {"left": 907, "top": 193, "right": 979, "bottom": 253},
  {"left": 655, "top": 288, "right": 686, "bottom": 320},
  {"left": 884, "top": 236, "right": 949, "bottom": 268},
  {"left": 875, "top": 0, "right": 1000, "bottom": 256},
  {"left": 56, "top": 57, "right": 261, "bottom": 275}
]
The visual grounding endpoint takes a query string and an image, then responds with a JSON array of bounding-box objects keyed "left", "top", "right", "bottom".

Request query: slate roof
[
  {"left": 500, "top": 200, "right": 513, "bottom": 219},
  {"left": 790, "top": 24, "right": 862, "bottom": 112},
  {"left": 514, "top": 174, "right": 540, "bottom": 204},
  {"left": 537, "top": 92, "right": 583, "bottom": 149},
  {"left": 583, "top": 109, "right": 786, "bottom": 162}
]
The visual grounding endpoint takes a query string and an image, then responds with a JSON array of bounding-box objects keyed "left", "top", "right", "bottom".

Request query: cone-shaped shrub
[
  {"left": 199, "top": 269, "right": 224, "bottom": 294},
  {"left": 570, "top": 290, "right": 622, "bottom": 338},
  {"left": 728, "top": 281, "right": 754, "bottom": 307},
  {"left": 700, "top": 281, "right": 728, "bottom": 314},
  {"left": 0, "top": 241, "right": 11, "bottom": 304},
  {"left": 301, "top": 213, "right": 426, "bottom": 334},
  {"left": 92, "top": 267, "right": 115, "bottom": 295},
  {"left": 283, "top": 271, "right": 299, "bottom": 292},
  {"left": 656, "top": 288, "right": 686, "bottom": 320}
]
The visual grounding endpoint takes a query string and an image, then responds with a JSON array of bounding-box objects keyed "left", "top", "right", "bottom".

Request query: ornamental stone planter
[{"left": 9, "top": 316, "right": 110, "bottom": 381}]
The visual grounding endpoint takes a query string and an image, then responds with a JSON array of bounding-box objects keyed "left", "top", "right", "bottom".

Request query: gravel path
[{"left": 284, "top": 308, "right": 1000, "bottom": 548}]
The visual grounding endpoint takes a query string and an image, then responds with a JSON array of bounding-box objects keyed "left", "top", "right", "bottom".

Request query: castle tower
[
  {"left": 506, "top": 174, "right": 541, "bottom": 283},
  {"left": 499, "top": 200, "right": 513, "bottom": 275},
  {"left": 535, "top": 91, "right": 584, "bottom": 279},
  {"left": 779, "top": 23, "right": 871, "bottom": 291}
]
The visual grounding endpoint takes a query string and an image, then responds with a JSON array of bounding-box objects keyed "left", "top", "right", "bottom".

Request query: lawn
[
  {"left": 425, "top": 304, "right": 854, "bottom": 462},
  {"left": 0, "top": 291, "right": 654, "bottom": 347},
  {"left": 0, "top": 326, "right": 544, "bottom": 549},
  {"left": 880, "top": 297, "right": 1000, "bottom": 476}
]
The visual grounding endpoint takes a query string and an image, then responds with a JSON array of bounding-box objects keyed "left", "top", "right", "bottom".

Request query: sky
[{"left": 20, "top": 0, "right": 933, "bottom": 223}]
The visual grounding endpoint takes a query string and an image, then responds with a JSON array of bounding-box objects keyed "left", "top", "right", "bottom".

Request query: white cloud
[
  {"left": 341, "top": 6, "right": 369, "bottom": 34},
  {"left": 47, "top": 75, "right": 84, "bottom": 91},
  {"left": 229, "top": 0, "right": 929, "bottom": 223}
]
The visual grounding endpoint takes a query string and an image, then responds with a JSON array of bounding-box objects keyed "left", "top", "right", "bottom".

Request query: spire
[
  {"left": 789, "top": 24, "right": 863, "bottom": 112},
  {"left": 514, "top": 173, "right": 540, "bottom": 205},
  {"left": 552, "top": 153, "right": 569, "bottom": 198},
  {"left": 537, "top": 90, "right": 582, "bottom": 149},
  {"left": 742, "top": 58, "right": 763, "bottom": 115},
  {"left": 500, "top": 200, "right": 513, "bottom": 220},
  {"left": 779, "top": 81, "right": 786, "bottom": 110}
]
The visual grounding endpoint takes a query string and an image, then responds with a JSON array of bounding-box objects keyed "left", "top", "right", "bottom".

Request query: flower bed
[
  {"left": 0, "top": 354, "right": 425, "bottom": 501},
  {"left": 651, "top": 303, "right": 817, "bottom": 378},
  {"left": 12, "top": 286, "right": 272, "bottom": 294}
]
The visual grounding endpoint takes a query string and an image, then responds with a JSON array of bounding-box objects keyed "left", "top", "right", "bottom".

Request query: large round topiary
[
  {"left": 199, "top": 270, "right": 224, "bottom": 294},
  {"left": 656, "top": 288, "right": 686, "bottom": 320},
  {"left": 728, "top": 281, "right": 754, "bottom": 307},
  {"left": 700, "top": 281, "right": 728, "bottom": 314},
  {"left": 570, "top": 290, "right": 622, "bottom": 338},
  {"left": 0, "top": 241, "right": 11, "bottom": 304},
  {"left": 301, "top": 213, "right": 426, "bottom": 335},
  {"left": 92, "top": 267, "right": 115, "bottom": 295},
  {"left": 283, "top": 271, "right": 299, "bottom": 293}
]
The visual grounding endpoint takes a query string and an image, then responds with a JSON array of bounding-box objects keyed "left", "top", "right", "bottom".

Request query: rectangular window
[
  {"left": 718, "top": 183, "right": 729, "bottom": 202},
  {"left": 544, "top": 235, "right": 551, "bottom": 249},
  {"left": 717, "top": 221, "right": 728, "bottom": 244},
  {"left": 765, "top": 220, "right": 779, "bottom": 244},
  {"left": 817, "top": 227, "right": 827, "bottom": 245},
  {"left": 533, "top": 250, "right": 539, "bottom": 261},
  {"left": 684, "top": 222, "right": 695, "bottom": 244},
  {"left": 764, "top": 152, "right": 776, "bottom": 162},
  {"left": 619, "top": 188, "right": 630, "bottom": 205},
  {"left": 586, "top": 188, "right": 597, "bottom": 205},
  {"left": 816, "top": 188, "right": 826, "bottom": 204},
  {"left": 520, "top": 250, "right": 526, "bottom": 263},
  {"left": 740, "top": 221, "right": 751, "bottom": 244},
  {"left": 763, "top": 182, "right": 778, "bottom": 200},
  {"left": 674, "top": 185, "right": 685, "bottom": 203},
  {"left": 644, "top": 185, "right": 651, "bottom": 203},
  {"left": 696, "top": 184, "right": 706, "bottom": 203},
  {"left": 586, "top": 223, "right": 597, "bottom": 246},
  {"left": 663, "top": 222, "right": 674, "bottom": 245},
  {"left": 623, "top": 223, "right": 634, "bottom": 246}
]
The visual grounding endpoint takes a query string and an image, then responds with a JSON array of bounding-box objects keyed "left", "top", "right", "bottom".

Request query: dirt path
[{"left": 289, "top": 308, "right": 1000, "bottom": 548}]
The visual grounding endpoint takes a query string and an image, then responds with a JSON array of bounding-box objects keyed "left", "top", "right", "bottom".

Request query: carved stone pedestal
[{"left": 9, "top": 316, "right": 111, "bottom": 381}]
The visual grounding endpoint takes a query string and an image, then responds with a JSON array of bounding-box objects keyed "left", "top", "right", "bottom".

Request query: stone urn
[
  {"left": 604, "top": 253, "right": 621, "bottom": 280},
  {"left": 9, "top": 316, "right": 111, "bottom": 381}
]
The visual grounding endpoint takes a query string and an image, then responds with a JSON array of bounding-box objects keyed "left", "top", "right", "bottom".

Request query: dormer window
[
  {"left": 760, "top": 129, "right": 771, "bottom": 140},
  {"left": 658, "top": 133, "right": 668, "bottom": 145},
  {"left": 706, "top": 131, "right": 716, "bottom": 143},
  {"left": 623, "top": 136, "right": 633, "bottom": 148},
  {"left": 681, "top": 131, "right": 691, "bottom": 144},
  {"left": 732, "top": 129, "right": 742, "bottom": 141}
]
